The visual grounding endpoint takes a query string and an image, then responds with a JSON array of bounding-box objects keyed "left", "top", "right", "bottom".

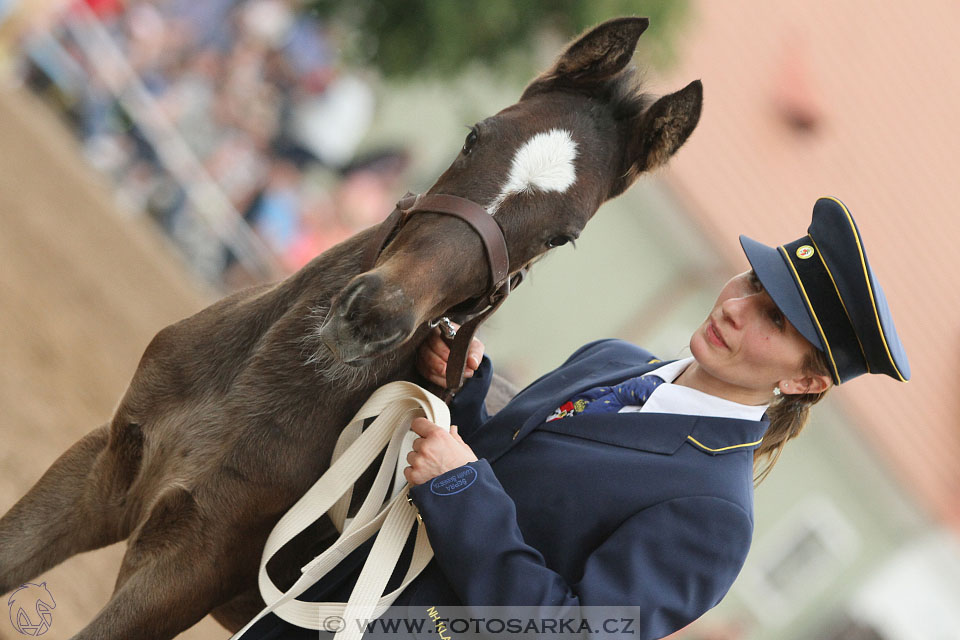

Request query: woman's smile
[{"left": 706, "top": 318, "right": 729, "bottom": 349}]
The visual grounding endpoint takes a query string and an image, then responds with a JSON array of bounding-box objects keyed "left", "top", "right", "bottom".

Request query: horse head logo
[{"left": 7, "top": 582, "right": 56, "bottom": 636}]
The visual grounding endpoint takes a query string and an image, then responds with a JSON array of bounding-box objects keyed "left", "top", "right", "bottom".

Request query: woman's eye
[
  {"left": 769, "top": 309, "right": 785, "bottom": 329},
  {"left": 547, "top": 236, "right": 571, "bottom": 248},
  {"left": 462, "top": 128, "right": 479, "bottom": 155}
]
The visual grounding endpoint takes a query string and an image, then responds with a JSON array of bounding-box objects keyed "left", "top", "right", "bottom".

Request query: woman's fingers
[
  {"left": 425, "top": 330, "right": 451, "bottom": 361},
  {"left": 410, "top": 417, "right": 440, "bottom": 436},
  {"left": 416, "top": 330, "right": 449, "bottom": 385},
  {"left": 419, "top": 347, "right": 447, "bottom": 377},
  {"left": 404, "top": 420, "right": 478, "bottom": 486},
  {"left": 467, "top": 337, "right": 485, "bottom": 370},
  {"left": 416, "top": 326, "right": 485, "bottom": 387}
]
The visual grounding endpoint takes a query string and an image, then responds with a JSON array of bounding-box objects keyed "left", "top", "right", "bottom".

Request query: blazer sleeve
[
  {"left": 409, "top": 459, "right": 753, "bottom": 640},
  {"left": 446, "top": 355, "right": 494, "bottom": 439}
]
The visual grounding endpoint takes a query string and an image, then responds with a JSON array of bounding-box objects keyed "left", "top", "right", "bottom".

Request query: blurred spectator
[
  {"left": 85, "top": 0, "right": 124, "bottom": 20},
  {"left": 14, "top": 0, "right": 409, "bottom": 290},
  {"left": 248, "top": 158, "right": 301, "bottom": 258}
]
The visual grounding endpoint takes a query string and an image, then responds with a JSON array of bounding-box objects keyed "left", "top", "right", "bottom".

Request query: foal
[{"left": 0, "top": 17, "right": 702, "bottom": 639}]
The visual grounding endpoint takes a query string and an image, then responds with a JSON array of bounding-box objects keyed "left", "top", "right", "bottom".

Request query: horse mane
[
  {"left": 606, "top": 66, "right": 655, "bottom": 122},
  {"left": 522, "top": 64, "right": 654, "bottom": 123}
]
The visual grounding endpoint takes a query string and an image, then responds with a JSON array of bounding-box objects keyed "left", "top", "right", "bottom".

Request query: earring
[{"left": 773, "top": 386, "right": 782, "bottom": 397}]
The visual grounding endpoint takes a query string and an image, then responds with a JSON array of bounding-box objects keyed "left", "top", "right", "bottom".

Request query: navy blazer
[{"left": 246, "top": 340, "right": 767, "bottom": 640}]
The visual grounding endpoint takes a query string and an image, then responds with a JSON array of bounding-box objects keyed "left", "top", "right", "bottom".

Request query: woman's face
[{"left": 689, "top": 271, "right": 825, "bottom": 399}]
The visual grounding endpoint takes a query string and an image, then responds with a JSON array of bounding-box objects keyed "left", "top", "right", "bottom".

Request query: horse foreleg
[
  {"left": 211, "top": 587, "right": 266, "bottom": 633},
  {"left": 0, "top": 422, "right": 140, "bottom": 593},
  {"left": 70, "top": 486, "right": 238, "bottom": 640},
  {"left": 210, "top": 513, "right": 343, "bottom": 633}
]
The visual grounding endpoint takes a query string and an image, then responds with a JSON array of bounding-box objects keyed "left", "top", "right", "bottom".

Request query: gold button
[{"left": 407, "top": 496, "right": 424, "bottom": 524}]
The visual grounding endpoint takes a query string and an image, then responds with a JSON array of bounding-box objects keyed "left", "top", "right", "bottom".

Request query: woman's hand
[
  {"left": 403, "top": 417, "right": 478, "bottom": 486},
  {"left": 416, "top": 325, "right": 485, "bottom": 388}
]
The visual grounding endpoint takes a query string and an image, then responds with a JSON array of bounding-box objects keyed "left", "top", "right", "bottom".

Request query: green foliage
[{"left": 305, "top": 0, "right": 689, "bottom": 78}]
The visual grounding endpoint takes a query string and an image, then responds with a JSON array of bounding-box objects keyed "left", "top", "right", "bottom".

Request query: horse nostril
[
  {"left": 338, "top": 283, "right": 363, "bottom": 318},
  {"left": 338, "top": 274, "right": 380, "bottom": 319},
  {"left": 331, "top": 272, "right": 419, "bottom": 359},
  {"left": 362, "top": 329, "right": 406, "bottom": 356},
  {"left": 357, "top": 307, "right": 416, "bottom": 357}
]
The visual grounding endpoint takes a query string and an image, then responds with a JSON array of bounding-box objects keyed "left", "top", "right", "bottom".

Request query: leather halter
[{"left": 361, "top": 192, "right": 523, "bottom": 399}]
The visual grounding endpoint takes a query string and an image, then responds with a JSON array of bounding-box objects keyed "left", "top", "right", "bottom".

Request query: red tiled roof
[{"left": 659, "top": 0, "right": 960, "bottom": 528}]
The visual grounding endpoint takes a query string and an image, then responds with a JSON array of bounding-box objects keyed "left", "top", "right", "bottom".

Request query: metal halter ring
[{"left": 428, "top": 317, "right": 458, "bottom": 339}]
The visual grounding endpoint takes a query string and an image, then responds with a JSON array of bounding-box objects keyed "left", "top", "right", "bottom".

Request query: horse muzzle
[{"left": 320, "top": 272, "right": 416, "bottom": 364}]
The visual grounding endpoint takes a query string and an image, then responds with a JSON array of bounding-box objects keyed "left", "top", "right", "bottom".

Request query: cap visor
[{"left": 739, "top": 234, "right": 824, "bottom": 352}]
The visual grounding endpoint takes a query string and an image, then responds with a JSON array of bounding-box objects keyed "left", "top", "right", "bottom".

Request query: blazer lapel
[{"left": 469, "top": 358, "right": 673, "bottom": 463}]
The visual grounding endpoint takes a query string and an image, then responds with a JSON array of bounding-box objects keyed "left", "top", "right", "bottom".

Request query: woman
[{"left": 248, "top": 197, "right": 909, "bottom": 639}]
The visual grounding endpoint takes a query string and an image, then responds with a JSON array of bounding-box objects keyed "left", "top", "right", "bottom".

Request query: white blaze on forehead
[{"left": 487, "top": 128, "right": 578, "bottom": 215}]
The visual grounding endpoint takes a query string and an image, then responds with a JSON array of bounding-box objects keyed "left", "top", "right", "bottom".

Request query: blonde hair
[{"left": 753, "top": 348, "right": 832, "bottom": 484}]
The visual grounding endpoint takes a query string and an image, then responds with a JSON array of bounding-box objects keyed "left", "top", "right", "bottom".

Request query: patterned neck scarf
[{"left": 545, "top": 375, "right": 665, "bottom": 422}]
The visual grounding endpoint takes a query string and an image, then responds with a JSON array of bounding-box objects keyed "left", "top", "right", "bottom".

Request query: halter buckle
[{"left": 428, "top": 316, "right": 458, "bottom": 339}]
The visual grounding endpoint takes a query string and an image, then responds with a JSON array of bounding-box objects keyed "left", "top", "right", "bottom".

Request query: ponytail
[{"left": 754, "top": 348, "right": 832, "bottom": 485}]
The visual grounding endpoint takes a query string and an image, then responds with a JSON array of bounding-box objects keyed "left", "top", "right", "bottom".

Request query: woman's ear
[{"left": 780, "top": 373, "right": 832, "bottom": 396}]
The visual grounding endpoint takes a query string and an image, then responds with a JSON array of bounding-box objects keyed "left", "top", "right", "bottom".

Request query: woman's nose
[{"left": 720, "top": 295, "right": 753, "bottom": 329}]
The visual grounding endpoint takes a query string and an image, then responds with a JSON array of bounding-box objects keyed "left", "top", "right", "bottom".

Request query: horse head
[{"left": 319, "top": 17, "right": 702, "bottom": 366}]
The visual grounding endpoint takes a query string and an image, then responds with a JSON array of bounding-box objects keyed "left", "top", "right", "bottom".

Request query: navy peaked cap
[{"left": 739, "top": 197, "right": 910, "bottom": 385}]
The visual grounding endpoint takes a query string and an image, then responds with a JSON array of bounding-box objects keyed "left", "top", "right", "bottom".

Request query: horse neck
[{"left": 278, "top": 224, "right": 380, "bottom": 306}]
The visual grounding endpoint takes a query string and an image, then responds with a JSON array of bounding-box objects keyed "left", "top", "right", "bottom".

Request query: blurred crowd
[{"left": 13, "top": 0, "right": 409, "bottom": 288}]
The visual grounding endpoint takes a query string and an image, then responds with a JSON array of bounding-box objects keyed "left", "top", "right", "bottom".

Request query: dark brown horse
[{"left": 0, "top": 17, "right": 702, "bottom": 639}]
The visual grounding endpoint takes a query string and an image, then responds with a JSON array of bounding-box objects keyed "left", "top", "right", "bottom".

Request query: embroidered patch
[
  {"left": 796, "top": 245, "right": 815, "bottom": 259},
  {"left": 429, "top": 466, "right": 478, "bottom": 496}
]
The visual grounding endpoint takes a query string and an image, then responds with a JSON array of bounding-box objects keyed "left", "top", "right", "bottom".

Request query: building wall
[{"left": 659, "top": 0, "right": 960, "bottom": 531}]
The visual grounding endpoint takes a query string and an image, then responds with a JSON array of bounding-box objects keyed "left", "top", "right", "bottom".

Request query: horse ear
[
  {"left": 522, "top": 17, "right": 649, "bottom": 98},
  {"left": 609, "top": 80, "right": 703, "bottom": 198}
]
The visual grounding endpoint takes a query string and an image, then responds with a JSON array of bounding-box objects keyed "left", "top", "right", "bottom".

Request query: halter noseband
[{"left": 361, "top": 192, "right": 524, "bottom": 399}]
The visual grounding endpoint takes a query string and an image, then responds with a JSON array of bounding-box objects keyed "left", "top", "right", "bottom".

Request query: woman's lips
[{"left": 707, "top": 320, "right": 729, "bottom": 349}]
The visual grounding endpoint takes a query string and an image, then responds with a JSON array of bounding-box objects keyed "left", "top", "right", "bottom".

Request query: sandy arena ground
[{"left": 0, "top": 84, "right": 232, "bottom": 638}]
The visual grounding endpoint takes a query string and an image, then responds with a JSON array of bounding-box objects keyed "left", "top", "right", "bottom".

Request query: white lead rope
[{"left": 231, "top": 381, "right": 450, "bottom": 640}]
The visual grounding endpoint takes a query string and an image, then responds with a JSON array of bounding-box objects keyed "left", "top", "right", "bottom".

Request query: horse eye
[
  {"left": 547, "top": 236, "right": 571, "bottom": 248},
  {"left": 462, "top": 128, "right": 479, "bottom": 155}
]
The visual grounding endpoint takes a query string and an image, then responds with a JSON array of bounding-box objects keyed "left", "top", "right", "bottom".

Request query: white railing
[{"left": 24, "top": 0, "right": 283, "bottom": 283}]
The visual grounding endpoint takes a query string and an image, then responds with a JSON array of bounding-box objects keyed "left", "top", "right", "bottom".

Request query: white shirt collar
[{"left": 617, "top": 357, "right": 769, "bottom": 421}]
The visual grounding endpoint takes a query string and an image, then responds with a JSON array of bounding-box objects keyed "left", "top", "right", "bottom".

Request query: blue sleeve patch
[{"left": 429, "top": 465, "right": 478, "bottom": 496}]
